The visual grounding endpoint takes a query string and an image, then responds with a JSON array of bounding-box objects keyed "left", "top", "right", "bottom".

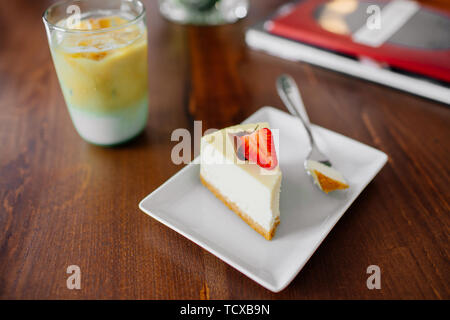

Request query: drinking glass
[{"left": 43, "top": 0, "right": 148, "bottom": 146}]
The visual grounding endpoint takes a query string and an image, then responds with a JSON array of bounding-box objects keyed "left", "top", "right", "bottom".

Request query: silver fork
[{"left": 276, "top": 74, "right": 332, "bottom": 170}]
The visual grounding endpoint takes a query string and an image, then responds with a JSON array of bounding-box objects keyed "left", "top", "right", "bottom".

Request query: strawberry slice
[{"left": 238, "top": 128, "right": 278, "bottom": 170}]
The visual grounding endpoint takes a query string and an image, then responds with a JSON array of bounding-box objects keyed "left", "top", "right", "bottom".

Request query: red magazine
[{"left": 267, "top": 0, "right": 450, "bottom": 82}]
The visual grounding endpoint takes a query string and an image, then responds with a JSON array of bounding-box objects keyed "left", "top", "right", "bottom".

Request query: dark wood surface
[{"left": 0, "top": 0, "right": 449, "bottom": 299}]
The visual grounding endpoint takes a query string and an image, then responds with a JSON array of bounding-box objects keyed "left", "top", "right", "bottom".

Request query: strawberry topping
[{"left": 237, "top": 128, "right": 278, "bottom": 170}]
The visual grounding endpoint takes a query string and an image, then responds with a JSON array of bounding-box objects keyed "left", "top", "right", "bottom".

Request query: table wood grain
[{"left": 0, "top": 0, "right": 449, "bottom": 299}]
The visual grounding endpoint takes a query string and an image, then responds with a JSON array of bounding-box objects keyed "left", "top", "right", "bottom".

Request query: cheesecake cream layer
[{"left": 200, "top": 123, "right": 282, "bottom": 239}]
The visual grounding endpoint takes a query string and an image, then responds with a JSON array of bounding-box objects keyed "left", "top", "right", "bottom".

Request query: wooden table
[{"left": 0, "top": 0, "right": 448, "bottom": 299}]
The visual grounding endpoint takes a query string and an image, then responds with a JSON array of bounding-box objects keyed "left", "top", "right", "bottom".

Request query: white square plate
[{"left": 139, "top": 107, "right": 388, "bottom": 292}]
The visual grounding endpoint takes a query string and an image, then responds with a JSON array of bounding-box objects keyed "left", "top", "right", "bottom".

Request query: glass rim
[{"left": 42, "top": 0, "right": 146, "bottom": 34}]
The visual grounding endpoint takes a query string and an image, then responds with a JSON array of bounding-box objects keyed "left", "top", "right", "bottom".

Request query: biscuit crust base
[
  {"left": 314, "top": 170, "right": 349, "bottom": 193},
  {"left": 200, "top": 174, "right": 279, "bottom": 240}
]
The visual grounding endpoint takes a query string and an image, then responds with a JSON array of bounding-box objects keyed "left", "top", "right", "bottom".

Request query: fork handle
[{"left": 276, "top": 74, "right": 315, "bottom": 147}]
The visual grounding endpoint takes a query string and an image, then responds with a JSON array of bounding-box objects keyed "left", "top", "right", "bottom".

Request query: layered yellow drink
[{"left": 49, "top": 15, "right": 148, "bottom": 145}]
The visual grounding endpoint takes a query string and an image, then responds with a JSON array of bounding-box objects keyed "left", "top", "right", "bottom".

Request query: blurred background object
[
  {"left": 246, "top": 0, "right": 450, "bottom": 104},
  {"left": 159, "top": 0, "right": 248, "bottom": 25}
]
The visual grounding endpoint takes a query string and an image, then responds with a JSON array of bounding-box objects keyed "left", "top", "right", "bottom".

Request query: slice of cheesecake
[
  {"left": 305, "top": 160, "right": 349, "bottom": 193},
  {"left": 200, "top": 122, "right": 282, "bottom": 240}
]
